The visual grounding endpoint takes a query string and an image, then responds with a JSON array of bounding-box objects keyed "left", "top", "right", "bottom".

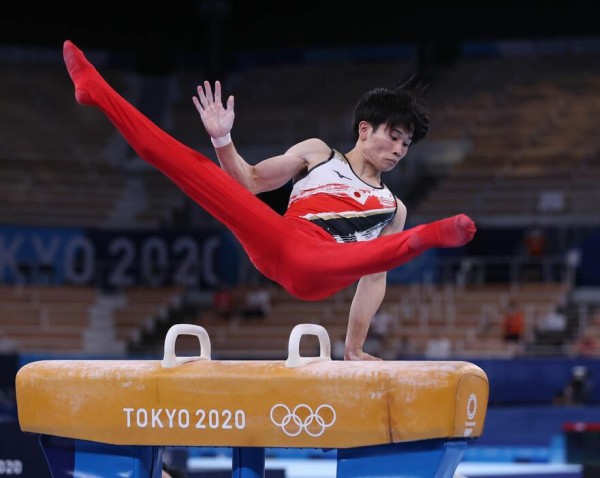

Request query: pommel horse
[{"left": 16, "top": 323, "right": 489, "bottom": 477}]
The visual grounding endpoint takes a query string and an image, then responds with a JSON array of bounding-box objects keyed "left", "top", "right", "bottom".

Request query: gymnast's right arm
[{"left": 193, "top": 80, "right": 325, "bottom": 194}]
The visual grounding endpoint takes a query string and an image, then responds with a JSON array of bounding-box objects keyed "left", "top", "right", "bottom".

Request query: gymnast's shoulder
[{"left": 285, "top": 138, "right": 332, "bottom": 165}]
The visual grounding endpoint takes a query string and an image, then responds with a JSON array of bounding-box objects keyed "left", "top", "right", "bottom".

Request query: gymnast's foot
[
  {"left": 408, "top": 214, "right": 476, "bottom": 251},
  {"left": 63, "top": 40, "right": 104, "bottom": 106}
]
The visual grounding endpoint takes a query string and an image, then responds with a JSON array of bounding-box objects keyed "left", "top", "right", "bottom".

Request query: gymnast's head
[{"left": 351, "top": 75, "right": 430, "bottom": 144}]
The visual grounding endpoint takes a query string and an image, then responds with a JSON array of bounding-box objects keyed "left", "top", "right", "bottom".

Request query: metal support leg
[
  {"left": 337, "top": 439, "right": 467, "bottom": 478},
  {"left": 232, "top": 447, "right": 266, "bottom": 478},
  {"left": 39, "top": 435, "right": 163, "bottom": 478}
]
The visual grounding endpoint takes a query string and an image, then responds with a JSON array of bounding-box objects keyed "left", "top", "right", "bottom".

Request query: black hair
[{"left": 352, "top": 75, "right": 430, "bottom": 143}]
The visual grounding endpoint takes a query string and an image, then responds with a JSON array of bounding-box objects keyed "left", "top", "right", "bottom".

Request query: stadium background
[{"left": 1, "top": 1, "right": 599, "bottom": 477}]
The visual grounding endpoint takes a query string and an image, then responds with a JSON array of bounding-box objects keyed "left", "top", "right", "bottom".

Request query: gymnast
[{"left": 62, "top": 40, "right": 476, "bottom": 361}]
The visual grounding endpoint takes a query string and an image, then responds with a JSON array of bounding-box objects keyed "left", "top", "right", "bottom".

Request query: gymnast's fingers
[
  {"left": 195, "top": 84, "right": 208, "bottom": 109},
  {"left": 192, "top": 95, "right": 202, "bottom": 114},
  {"left": 214, "top": 80, "right": 222, "bottom": 104},
  {"left": 226, "top": 95, "right": 235, "bottom": 112},
  {"left": 203, "top": 80, "right": 214, "bottom": 104}
]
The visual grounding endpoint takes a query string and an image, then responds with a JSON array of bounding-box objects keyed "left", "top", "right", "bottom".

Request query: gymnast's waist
[{"left": 283, "top": 214, "right": 337, "bottom": 242}]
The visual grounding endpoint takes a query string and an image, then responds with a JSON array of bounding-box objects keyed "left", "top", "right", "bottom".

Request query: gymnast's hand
[
  {"left": 345, "top": 348, "right": 383, "bottom": 361},
  {"left": 193, "top": 80, "right": 235, "bottom": 143}
]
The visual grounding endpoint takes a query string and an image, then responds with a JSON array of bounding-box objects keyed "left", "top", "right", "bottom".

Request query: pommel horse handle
[
  {"left": 285, "top": 323, "right": 332, "bottom": 368},
  {"left": 161, "top": 323, "right": 211, "bottom": 368},
  {"left": 161, "top": 322, "right": 329, "bottom": 369}
]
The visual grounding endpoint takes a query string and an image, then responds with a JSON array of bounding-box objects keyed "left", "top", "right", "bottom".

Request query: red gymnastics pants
[{"left": 62, "top": 40, "right": 476, "bottom": 301}]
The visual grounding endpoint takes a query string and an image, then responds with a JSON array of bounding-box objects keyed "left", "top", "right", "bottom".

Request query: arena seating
[
  {"left": 112, "top": 285, "right": 184, "bottom": 346},
  {"left": 0, "top": 284, "right": 184, "bottom": 356},
  {"left": 174, "top": 281, "right": 569, "bottom": 361},
  {"left": 0, "top": 56, "right": 188, "bottom": 229},
  {"left": 413, "top": 53, "right": 600, "bottom": 226},
  {"left": 3, "top": 47, "right": 599, "bottom": 229},
  {"left": 1, "top": 43, "right": 599, "bottom": 363},
  {"left": 0, "top": 285, "right": 97, "bottom": 353}
]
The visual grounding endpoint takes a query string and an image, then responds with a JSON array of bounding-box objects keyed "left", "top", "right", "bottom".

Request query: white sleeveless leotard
[{"left": 285, "top": 149, "right": 397, "bottom": 243}]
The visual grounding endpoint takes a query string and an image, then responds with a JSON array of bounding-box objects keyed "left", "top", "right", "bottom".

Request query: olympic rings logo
[
  {"left": 467, "top": 393, "right": 477, "bottom": 420},
  {"left": 270, "top": 403, "right": 336, "bottom": 437}
]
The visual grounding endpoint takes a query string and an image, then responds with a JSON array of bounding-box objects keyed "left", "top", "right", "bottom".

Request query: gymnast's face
[{"left": 363, "top": 122, "right": 412, "bottom": 172}]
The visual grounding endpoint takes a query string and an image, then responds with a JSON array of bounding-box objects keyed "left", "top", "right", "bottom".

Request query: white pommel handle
[
  {"left": 161, "top": 324, "right": 211, "bottom": 369},
  {"left": 285, "top": 323, "right": 332, "bottom": 368}
]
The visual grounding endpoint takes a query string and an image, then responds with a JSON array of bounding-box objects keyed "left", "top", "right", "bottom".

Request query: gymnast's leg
[
  {"left": 62, "top": 40, "right": 290, "bottom": 267},
  {"left": 276, "top": 214, "right": 476, "bottom": 300}
]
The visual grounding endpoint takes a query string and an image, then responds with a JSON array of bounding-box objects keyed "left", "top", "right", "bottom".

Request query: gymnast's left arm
[
  {"left": 344, "top": 199, "right": 407, "bottom": 361},
  {"left": 345, "top": 272, "right": 387, "bottom": 361}
]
